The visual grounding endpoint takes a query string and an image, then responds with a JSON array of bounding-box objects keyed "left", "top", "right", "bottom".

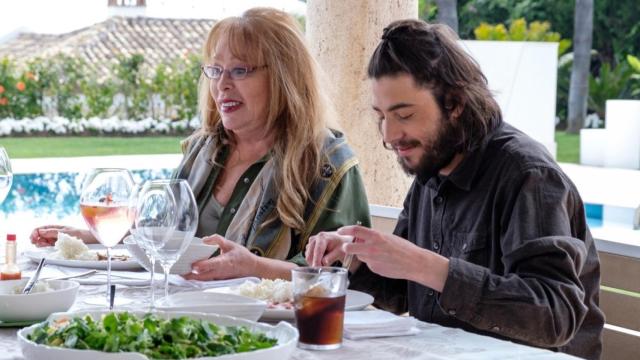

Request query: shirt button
[
  {"left": 230, "top": 208, "right": 236, "bottom": 214},
  {"left": 243, "top": 177, "right": 250, "bottom": 184},
  {"left": 433, "top": 243, "right": 440, "bottom": 250},
  {"left": 427, "top": 290, "right": 434, "bottom": 296},
  {"left": 491, "top": 326, "right": 501, "bottom": 332},
  {"left": 434, "top": 196, "right": 444, "bottom": 204},
  {"left": 448, "top": 309, "right": 456, "bottom": 316}
]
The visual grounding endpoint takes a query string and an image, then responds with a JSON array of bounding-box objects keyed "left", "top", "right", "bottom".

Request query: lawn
[
  {"left": 1, "top": 136, "right": 183, "bottom": 158},
  {"left": 2, "top": 132, "right": 580, "bottom": 162},
  {"left": 555, "top": 131, "right": 580, "bottom": 164}
]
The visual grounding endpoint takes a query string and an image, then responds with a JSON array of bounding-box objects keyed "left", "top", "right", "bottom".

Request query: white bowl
[
  {"left": 123, "top": 235, "right": 217, "bottom": 275},
  {"left": 18, "top": 310, "right": 298, "bottom": 360},
  {"left": 0, "top": 279, "right": 79, "bottom": 322},
  {"left": 155, "top": 291, "right": 267, "bottom": 321}
]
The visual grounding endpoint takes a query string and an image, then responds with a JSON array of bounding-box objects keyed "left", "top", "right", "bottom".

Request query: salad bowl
[
  {"left": 18, "top": 310, "right": 298, "bottom": 360},
  {"left": 0, "top": 279, "right": 79, "bottom": 323}
]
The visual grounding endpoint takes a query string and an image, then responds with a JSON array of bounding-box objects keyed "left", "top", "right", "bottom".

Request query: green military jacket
[{"left": 174, "top": 129, "right": 371, "bottom": 264}]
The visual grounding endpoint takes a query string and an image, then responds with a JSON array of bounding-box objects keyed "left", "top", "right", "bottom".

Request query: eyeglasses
[{"left": 201, "top": 65, "right": 267, "bottom": 80}]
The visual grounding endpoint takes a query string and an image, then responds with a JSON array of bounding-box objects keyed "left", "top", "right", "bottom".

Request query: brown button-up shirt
[{"left": 351, "top": 123, "right": 605, "bottom": 359}]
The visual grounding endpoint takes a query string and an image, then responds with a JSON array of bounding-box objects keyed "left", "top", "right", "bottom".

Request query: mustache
[{"left": 384, "top": 139, "right": 421, "bottom": 150}]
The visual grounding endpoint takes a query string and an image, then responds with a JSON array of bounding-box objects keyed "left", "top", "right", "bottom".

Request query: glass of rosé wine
[{"left": 80, "top": 168, "right": 134, "bottom": 309}]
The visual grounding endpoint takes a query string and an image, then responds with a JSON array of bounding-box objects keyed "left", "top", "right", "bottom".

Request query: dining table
[{"left": 0, "top": 259, "right": 579, "bottom": 360}]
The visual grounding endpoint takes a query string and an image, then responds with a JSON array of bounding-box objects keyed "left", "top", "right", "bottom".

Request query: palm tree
[
  {"left": 567, "top": 0, "right": 594, "bottom": 134},
  {"left": 435, "top": 0, "right": 458, "bottom": 34}
]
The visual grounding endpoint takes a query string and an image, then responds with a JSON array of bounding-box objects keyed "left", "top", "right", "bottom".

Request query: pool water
[
  {"left": 1, "top": 170, "right": 173, "bottom": 218},
  {"left": 585, "top": 203, "right": 603, "bottom": 228},
  {"left": 0, "top": 170, "right": 172, "bottom": 247}
]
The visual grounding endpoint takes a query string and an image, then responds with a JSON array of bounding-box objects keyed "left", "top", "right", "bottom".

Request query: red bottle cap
[{"left": 6, "top": 234, "right": 16, "bottom": 241}]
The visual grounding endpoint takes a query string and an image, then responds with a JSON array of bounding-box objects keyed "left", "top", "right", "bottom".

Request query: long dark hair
[{"left": 368, "top": 19, "right": 502, "bottom": 153}]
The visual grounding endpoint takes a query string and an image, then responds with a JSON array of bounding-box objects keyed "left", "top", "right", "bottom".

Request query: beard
[{"left": 395, "top": 118, "right": 459, "bottom": 179}]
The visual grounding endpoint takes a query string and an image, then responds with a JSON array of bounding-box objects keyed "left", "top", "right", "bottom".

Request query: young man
[{"left": 306, "top": 19, "right": 604, "bottom": 359}]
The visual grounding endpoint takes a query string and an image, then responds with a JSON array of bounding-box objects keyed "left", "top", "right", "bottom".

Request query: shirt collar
[{"left": 446, "top": 121, "right": 503, "bottom": 191}]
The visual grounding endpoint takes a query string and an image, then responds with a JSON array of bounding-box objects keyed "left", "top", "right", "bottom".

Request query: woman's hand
[
  {"left": 305, "top": 231, "right": 359, "bottom": 268},
  {"left": 30, "top": 225, "right": 96, "bottom": 247},
  {"left": 183, "top": 235, "right": 258, "bottom": 281}
]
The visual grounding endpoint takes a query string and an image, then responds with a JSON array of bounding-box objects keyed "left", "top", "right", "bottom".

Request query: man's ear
[
  {"left": 445, "top": 93, "right": 464, "bottom": 121},
  {"left": 451, "top": 104, "right": 464, "bottom": 120}
]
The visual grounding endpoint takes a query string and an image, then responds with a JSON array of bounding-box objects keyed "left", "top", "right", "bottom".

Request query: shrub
[
  {"left": 628, "top": 55, "right": 640, "bottom": 97},
  {"left": 474, "top": 18, "right": 571, "bottom": 55},
  {"left": 113, "top": 54, "right": 150, "bottom": 121},
  {"left": 0, "top": 52, "right": 203, "bottom": 126}
]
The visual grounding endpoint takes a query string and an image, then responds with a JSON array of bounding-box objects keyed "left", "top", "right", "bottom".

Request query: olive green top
[{"left": 175, "top": 129, "right": 371, "bottom": 265}]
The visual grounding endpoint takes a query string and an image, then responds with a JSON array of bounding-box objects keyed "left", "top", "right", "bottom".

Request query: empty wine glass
[
  {"left": 0, "top": 147, "right": 12, "bottom": 205},
  {"left": 134, "top": 180, "right": 176, "bottom": 308},
  {"left": 137, "top": 179, "right": 198, "bottom": 299},
  {"left": 128, "top": 183, "right": 159, "bottom": 308},
  {"left": 80, "top": 168, "right": 134, "bottom": 309}
]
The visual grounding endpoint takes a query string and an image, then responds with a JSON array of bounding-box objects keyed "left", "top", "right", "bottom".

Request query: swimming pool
[
  {"left": 1, "top": 171, "right": 611, "bottom": 229},
  {"left": 1, "top": 169, "right": 172, "bottom": 218},
  {"left": 0, "top": 169, "right": 173, "bottom": 248}
]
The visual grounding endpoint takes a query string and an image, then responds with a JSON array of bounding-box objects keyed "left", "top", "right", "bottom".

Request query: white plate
[
  {"left": 206, "top": 287, "right": 374, "bottom": 321},
  {"left": 123, "top": 235, "right": 217, "bottom": 275},
  {"left": 155, "top": 291, "right": 267, "bottom": 321},
  {"left": 24, "top": 245, "right": 142, "bottom": 271},
  {"left": 18, "top": 310, "right": 298, "bottom": 360}
]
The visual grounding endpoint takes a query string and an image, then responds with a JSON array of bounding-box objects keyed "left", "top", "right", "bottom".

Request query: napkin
[{"left": 343, "top": 310, "right": 420, "bottom": 340}]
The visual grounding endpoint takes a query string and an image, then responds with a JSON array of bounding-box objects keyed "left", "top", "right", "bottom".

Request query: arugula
[{"left": 27, "top": 312, "right": 278, "bottom": 359}]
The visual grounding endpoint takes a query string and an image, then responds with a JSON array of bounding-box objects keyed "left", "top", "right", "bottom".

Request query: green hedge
[{"left": 0, "top": 53, "right": 201, "bottom": 121}]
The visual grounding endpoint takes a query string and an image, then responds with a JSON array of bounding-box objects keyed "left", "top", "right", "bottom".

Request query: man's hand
[
  {"left": 305, "top": 231, "right": 356, "bottom": 267},
  {"left": 338, "top": 225, "right": 450, "bottom": 292},
  {"left": 183, "top": 235, "right": 258, "bottom": 281}
]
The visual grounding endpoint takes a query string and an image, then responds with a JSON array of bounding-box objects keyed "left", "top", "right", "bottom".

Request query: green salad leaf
[{"left": 27, "top": 312, "right": 278, "bottom": 359}]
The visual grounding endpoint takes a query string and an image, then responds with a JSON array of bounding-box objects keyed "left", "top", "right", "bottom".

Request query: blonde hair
[{"left": 192, "top": 7, "right": 331, "bottom": 231}]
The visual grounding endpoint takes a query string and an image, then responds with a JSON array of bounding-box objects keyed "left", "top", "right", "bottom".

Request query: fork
[{"left": 342, "top": 221, "right": 362, "bottom": 270}]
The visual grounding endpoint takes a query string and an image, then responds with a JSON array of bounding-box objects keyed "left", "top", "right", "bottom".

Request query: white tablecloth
[{"left": 0, "top": 264, "right": 578, "bottom": 360}]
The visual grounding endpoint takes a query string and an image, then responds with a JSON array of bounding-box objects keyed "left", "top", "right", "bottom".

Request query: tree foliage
[{"left": 419, "top": 0, "right": 640, "bottom": 67}]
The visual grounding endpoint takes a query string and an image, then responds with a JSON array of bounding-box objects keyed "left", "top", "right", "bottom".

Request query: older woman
[{"left": 31, "top": 7, "right": 370, "bottom": 281}]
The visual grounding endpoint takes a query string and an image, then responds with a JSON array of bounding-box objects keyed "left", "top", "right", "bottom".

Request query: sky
[{"left": 0, "top": 0, "right": 306, "bottom": 40}]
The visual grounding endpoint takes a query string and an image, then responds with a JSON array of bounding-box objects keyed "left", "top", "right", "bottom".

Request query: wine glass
[
  {"left": 80, "top": 168, "right": 134, "bottom": 309},
  {"left": 134, "top": 180, "right": 177, "bottom": 308},
  {"left": 128, "top": 183, "right": 160, "bottom": 308},
  {"left": 0, "top": 147, "right": 12, "bottom": 205},
  {"left": 137, "top": 179, "right": 198, "bottom": 299}
]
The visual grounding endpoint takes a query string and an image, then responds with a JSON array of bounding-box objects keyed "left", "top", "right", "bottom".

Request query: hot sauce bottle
[{"left": 1, "top": 234, "right": 21, "bottom": 280}]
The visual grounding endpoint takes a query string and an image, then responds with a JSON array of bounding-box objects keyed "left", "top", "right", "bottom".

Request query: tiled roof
[{"left": 0, "top": 16, "right": 215, "bottom": 78}]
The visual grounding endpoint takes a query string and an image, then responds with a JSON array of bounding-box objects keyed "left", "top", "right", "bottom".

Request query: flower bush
[
  {"left": 0, "top": 52, "right": 204, "bottom": 135},
  {"left": 0, "top": 116, "right": 200, "bottom": 136}
]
